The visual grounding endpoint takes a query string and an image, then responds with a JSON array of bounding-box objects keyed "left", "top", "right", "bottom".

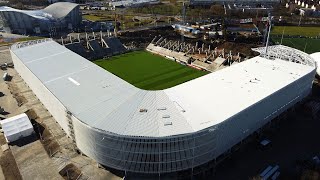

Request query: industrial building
[
  {"left": 10, "top": 39, "right": 316, "bottom": 175},
  {"left": 0, "top": 2, "right": 81, "bottom": 35}
]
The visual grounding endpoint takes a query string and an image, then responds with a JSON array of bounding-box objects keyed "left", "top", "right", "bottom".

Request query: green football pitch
[
  {"left": 271, "top": 26, "right": 320, "bottom": 37},
  {"left": 272, "top": 37, "right": 320, "bottom": 54},
  {"left": 94, "top": 51, "right": 208, "bottom": 90}
]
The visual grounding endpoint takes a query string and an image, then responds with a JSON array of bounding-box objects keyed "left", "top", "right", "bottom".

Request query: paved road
[{"left": 0, "top": 150, "right": 5, "bottom": 180}]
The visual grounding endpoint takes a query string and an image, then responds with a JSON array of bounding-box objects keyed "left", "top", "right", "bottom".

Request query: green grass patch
[
  {"left": 272, "top": 37, "right": 320, "bottom": 54},
  {"left": 272, "top": 26, "right": 320, "bottom": 37},
  {"left": 83, "top": 15, "right": 109, "bottom": 22},
  {"left": 128, "top": 4, "right": 182, "bottom": 16},
  {"left": 0, "top": 36, "right": 44, "bottom": 46},
  {"left": 94, "top": 51, "right": 208, "bottom": 90},
  {"left": 16, "top": 36, "right": 44, "bottom": 42}
]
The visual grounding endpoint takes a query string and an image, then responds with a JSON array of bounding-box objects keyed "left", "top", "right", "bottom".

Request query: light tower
[
  {"left": 181, "top": 2, "right": 186, "bottom": 43},
  {"left": 264, "top": 13, "right": 272, "bottom": 57}
]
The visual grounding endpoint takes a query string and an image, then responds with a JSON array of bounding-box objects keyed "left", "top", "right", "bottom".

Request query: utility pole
[
  {"left": 114, "top": 13, "right": 118, "bottom": 37},
  {"left": 298, "top": 11, "right": 303, "bottom": 26},
  {"left": 182, "top": 2, "right": 186, "bottom": 25},
  {"left": 280, "top": 27, "right": 285, "bottom": 45}
]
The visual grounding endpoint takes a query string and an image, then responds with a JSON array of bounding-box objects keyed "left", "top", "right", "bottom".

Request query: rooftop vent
[
  {"left": 164, "top": 122, "right": 172, "bottom": 126},
  {"left": 139, "top": 109, "right": 148, "bottom": 113},
  {"left": 157, "top": 107, "right": 167, "bottom": 110},
  {"left": 162, "top": 115, "right": 170, "bottom": 118}
]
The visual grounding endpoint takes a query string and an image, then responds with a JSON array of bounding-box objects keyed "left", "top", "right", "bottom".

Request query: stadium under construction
[{"left": 9, "top": 38, "right": 316, "bottom": 177}]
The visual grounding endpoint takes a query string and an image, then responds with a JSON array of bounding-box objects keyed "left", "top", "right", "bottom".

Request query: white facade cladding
[{"left": 10, "top": 39, "right": 316, "bottom": 174}]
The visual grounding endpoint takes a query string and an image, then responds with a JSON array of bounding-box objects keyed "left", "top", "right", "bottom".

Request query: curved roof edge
[
  {"left": 310, "top": 52, "right": 320, "bottom": 76},
  {"left": 0, "top": 2, "right": 79, "bottom": 20},
  {"left": 252, "top": 45, "right": 316, "bottom": 67},
  {"left": 43, "top": 2, "right": 79, "bottom": 19},
  {"left": 10, "top": 39, "right": 316, "bottom": 138},
  {"left": 0, "top": 6, "right": 54, "bottom": 20}
]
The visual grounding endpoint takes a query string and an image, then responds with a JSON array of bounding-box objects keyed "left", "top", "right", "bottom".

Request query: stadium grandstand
[
  {"left": 64, "top": 36, "right": 127, "bottom": 60},
  {"left": 10, "top": 39, "right": 316, "bottom": 177},
  {"left": 0, "top": 2, "right": 81, "bottom": 35}
]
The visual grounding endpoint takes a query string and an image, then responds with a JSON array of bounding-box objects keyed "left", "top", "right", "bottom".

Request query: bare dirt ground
[
  {"left": 10, "top": 136, "right": 62, "bottom": 180},
  {"left": 0, "top": 150, "right": 22, "bottom": 180},
  {"left": 0, "top": 48, "right": 12, "bottom": 65},
  {"left": 217, "top": 42, "right": 259, "bottom": 58},
  {"left": 0, "top": 52, "right": 23, "bottom": 180}
]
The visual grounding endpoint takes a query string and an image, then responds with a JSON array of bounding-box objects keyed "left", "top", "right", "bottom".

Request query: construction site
[
  {"left": 0, "top": 2, "right": 319, "bottom": 178},
  {"left": 59, "top": 32, "right": 127, "bottom": 60},
  {"left": 146, "top": 36, "right": 241, "bottom": 72},
  {"left": 0, "top": 49, "right": 123, "bottom": 179},
  {"left": 54, "top": 24, "right": 256, "bottom": 76},
  {"left": 0, "top": 0, "right": 320, "bottom": 178},
  {"left": 0, "top": 27, "right": 317, "bottom": 180}
]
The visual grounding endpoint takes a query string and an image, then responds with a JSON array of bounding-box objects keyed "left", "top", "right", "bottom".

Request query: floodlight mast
[
  {"left": 182, "top": 2, "right": 186, "bottom": 26},
  {"left": 265, "top": 13, "right": 272, "bottom": 57},
  {"left": 181, "top": 2, "right": 186, "bottom": 43}
]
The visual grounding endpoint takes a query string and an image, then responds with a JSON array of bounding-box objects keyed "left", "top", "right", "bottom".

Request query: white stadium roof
[
  {"left": 10, "top": 40, "right": 315, "bottom": 137},
  {"left": 0, "top": 6, "right": 54, "bottom": 20}
]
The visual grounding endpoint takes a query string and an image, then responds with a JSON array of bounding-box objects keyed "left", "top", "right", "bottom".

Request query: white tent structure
[{"left": 0, "top": 113, "right": 34, "bottom": 143}]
